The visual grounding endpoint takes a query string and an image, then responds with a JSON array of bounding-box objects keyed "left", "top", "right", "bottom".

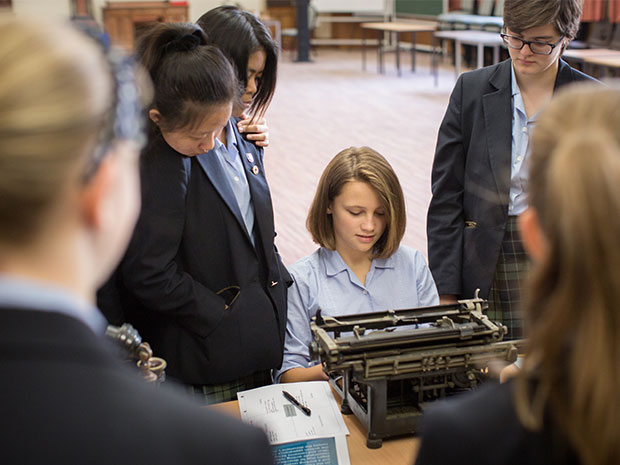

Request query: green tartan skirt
[
  {"left": 187, "top": 370, "right": 273, "bottom": 405},
  {"left": 487, "top": 216, "right": 531, "bottom": 340}
]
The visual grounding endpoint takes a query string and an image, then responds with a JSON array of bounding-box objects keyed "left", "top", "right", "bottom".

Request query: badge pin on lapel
[
  {"left": 251, "top": 165, "right": 259, "bottom": 175},
  {"left": 245, "top": 152, "right": 254, "bottom": 164}
]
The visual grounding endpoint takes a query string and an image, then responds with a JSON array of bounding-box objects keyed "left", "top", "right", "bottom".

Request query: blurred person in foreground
[
  {"left": 416, "top": 83, "right": 620, "bottom": 465},
  {"left": 0, "top": 16, "right": 273, "bottom": 465}
]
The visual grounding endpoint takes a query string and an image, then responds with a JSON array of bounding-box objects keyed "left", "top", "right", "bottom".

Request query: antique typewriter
[{"left": 309, "top": 294, "right": 523, "bottom": 448}]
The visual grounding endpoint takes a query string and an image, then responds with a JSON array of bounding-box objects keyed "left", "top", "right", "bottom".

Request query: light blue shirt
[
  {"left": 509, "top": 64, "right": 540, "bottom": 216},
  {"left": 0, "top": 275, "right": 107, "bottom": 334},
  {"left": 275, "top": 245, "right": 439, "bottom": 381},
  {"left": 214, "top": 119, "right": 255, "bottom": 244}
]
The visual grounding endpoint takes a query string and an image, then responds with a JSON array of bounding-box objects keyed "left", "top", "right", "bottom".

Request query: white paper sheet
[{"left": 237, "top": 381, "right": 349, "bottom": 445}]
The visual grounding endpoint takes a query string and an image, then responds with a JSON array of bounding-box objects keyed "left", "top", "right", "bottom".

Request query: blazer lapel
[
  {"left": 194, "top": 150, "right": 250, "bottom": 241},
  {"left": 482, "top": 60, "right": 513, "bottom": 211},
  {"left": 554, "top": 59, "right": 576, "bottom": 89},
  {"left": 233, "top": 128, "right": 276, "bottom": 267}
]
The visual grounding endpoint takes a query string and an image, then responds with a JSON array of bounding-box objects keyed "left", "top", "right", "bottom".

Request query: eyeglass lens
[{"left": 502, "top": 35, "right": 554, "bottom": 55}]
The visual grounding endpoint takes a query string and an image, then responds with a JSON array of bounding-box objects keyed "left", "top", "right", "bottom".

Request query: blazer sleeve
[
  {"left": 120, "top": 148, "right": 227, "bottom": 338},
  {"left": 427, "top": 75, "right": 467, "bottom": 296}
]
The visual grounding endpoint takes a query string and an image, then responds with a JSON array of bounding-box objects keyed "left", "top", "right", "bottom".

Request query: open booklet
[{"left": 237, "top": 381, "right": 350, "bottom": 465}]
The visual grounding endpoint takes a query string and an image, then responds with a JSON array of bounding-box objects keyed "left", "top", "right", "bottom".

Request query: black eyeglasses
[{"left": 500, "top": 33, "right": 564, "bottom": 55}]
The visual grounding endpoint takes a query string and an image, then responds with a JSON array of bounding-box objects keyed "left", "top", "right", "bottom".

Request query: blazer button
[{"left": 270, "top": 281, "right": 278, "bottom": 287}]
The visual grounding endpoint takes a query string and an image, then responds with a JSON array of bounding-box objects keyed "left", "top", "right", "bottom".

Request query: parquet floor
[{"left": 264, "top": 48, "right": 457, "bottom": 266}]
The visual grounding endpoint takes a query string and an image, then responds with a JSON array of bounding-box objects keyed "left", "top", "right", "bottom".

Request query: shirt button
[
  {"left": 234, "top": 176, "right": 240, "bottom": 182},
  {"left": 363, "top": 290, "right": 368, "bottom": 295},
  {"left": 517, "top": 155, "right": 523, "bottom": 161},
  {"left": 522, "top": 126, "right": 527, "bottom": 133}
]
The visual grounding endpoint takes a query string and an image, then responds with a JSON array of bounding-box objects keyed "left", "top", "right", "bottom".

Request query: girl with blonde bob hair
[
  {"left": 277, "top": 147, "right": 438, "bottom": 383},
  {"left": 415, "top": 83, "right": 620, "bottom": 465}
]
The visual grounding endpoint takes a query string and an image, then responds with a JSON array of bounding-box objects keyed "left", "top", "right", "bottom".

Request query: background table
[
  {"left": 210, "top": 392, "right": 420, "bottom": 465},
  {"left": 361, "top": 21, "right": 437, "bottom": 77},
  {"left": 433, "top": 29, "right": 505, "bottom": 84},
  {"left": 582, "top": 54, "right": 620, "bottom": 77}
]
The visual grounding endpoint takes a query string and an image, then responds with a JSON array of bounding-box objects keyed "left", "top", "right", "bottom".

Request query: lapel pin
[
  {"left": 245, "top": 152, "right": 254, "bottom": 164},
  {"left": 252, "top": 165, "right": 259, "bottom": 175}
]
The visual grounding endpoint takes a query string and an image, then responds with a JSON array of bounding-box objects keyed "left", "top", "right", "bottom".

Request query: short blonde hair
[
  {"left": 0, "top": 17, "right": 113, "bottom": 245},
  {"left": 306, "top": 147, "right": 406, "bottom": 259}
]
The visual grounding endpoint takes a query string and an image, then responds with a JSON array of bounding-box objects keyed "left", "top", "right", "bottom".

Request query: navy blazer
[
  {"left": 427, "top": 59, "right": 596, "bottom": 300},
  {"left": 102, "top": 120, "right": 291, "bottom": 385},
  {"left": 415, "top": 380, "right": 578, "bottom": 465},
  {"left": 0, "top": 307, "right": 274, "bottom": 465}
]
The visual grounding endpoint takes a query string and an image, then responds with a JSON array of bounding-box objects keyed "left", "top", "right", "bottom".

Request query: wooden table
[
  {"left": 210, "top": 393, "right": 420, "bottom": 464},
  {"left": 582, "top": 54, "right": 620, "bottom": 77},
  {"left": 562, "top": 48, "right": 620, "bottom": 62},
  {"left": 433, "top": 30, "right": 505, "bottom": 84},
  {"left": 361, "top": 22, "right": 437, "bottom": 77}
]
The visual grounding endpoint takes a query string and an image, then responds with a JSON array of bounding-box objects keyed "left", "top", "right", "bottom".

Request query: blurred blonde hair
[
  {"left": 306, "top": 146, "right": 406, "bottom": 259},
  {"left": 516, "top": 83, "right": 620, "bottom": 465},
  {"left": 0, "top": 16, "right": 113, "bottom": 245}
]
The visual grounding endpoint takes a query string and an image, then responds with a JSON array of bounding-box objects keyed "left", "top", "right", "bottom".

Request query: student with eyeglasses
[
  {"left": 426, "top": 0, "right": 597, "bottom": 340},
  {"left": 0, "top": 17, "right": 272, "bottom": 465}
]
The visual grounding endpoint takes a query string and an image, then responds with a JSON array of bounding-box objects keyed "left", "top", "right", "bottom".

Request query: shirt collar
[
  {"left": 510, "top": 64, "right": 540, "bottom": 123},
  {"left": 213, "top": 119, "right": 238, "bottom": 156},
  {"left": 0, "top": 274, "right": 108, "bottom": 335},
  {"left": 510, "top": 63, "right": 520, "bottom": 98},
  {"left": 321, "top": 248, "right": 395, "bottom": 277}
]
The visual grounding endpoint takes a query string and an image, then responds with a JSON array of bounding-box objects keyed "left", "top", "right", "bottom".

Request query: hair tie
[{"left": 167, "top": 33, "right": 201, "bottom": 53}]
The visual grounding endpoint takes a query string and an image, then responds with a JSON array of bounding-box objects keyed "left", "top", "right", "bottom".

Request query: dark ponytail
[
  {"left": 197, "top": 6, "right": 278, "bottom": 120},
  {"left": 136, "top": 22, "right": 237, "bottom": 132}
]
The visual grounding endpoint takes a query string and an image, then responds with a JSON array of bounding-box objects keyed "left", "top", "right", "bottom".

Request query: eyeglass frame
[{"left": 500, "top": 33, "right": 565, "bottom": 56}]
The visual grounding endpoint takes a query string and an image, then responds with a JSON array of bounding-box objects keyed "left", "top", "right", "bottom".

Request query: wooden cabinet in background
[{"left": 102, "top": 1, "right": 188, "bottom": 51}]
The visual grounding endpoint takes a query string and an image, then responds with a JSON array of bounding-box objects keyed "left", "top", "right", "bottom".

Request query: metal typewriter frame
[{"left": 310, "top": 296, "right": 522, "bottom": 448}]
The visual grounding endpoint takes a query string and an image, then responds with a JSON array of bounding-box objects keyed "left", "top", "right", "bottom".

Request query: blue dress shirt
[
  {"left": 0, "top": 275, "right": 107, "bottom": 334},
  {"left": 213, "top": 119, "right": 255, "bottom": 244},
  {"left": 275, "top": 245, "right": 439, "bottom": 381},
  {"left": 509, "top": 65, "right": 540, "bottom": 216}
]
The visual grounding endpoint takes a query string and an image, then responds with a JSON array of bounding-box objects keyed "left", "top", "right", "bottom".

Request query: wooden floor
[{"left": 264, "top": 48, "right": 457, "bottom": 266}]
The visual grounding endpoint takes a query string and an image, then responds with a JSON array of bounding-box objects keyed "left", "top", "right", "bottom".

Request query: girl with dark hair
[
  {"left": 101, "top": 22, "right": 291, "bottom": 404},
  {"left": 197, "top": 5, "right": 278, "bottom": 147},
  {"left": 137, "top": 23, "right": 236, "bottom": 155}
]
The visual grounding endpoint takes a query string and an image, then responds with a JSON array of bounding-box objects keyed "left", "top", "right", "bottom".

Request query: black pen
[{"left": 282, "top": 390, "right": 312, "bottom": 416}]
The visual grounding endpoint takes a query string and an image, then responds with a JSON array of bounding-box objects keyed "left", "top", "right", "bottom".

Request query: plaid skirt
[
  {"left": 486, "top": 216, "right": 530, "bottom": 340},
  {"left": 187, "top": 370, "right": 273, "bottom": 405}
]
